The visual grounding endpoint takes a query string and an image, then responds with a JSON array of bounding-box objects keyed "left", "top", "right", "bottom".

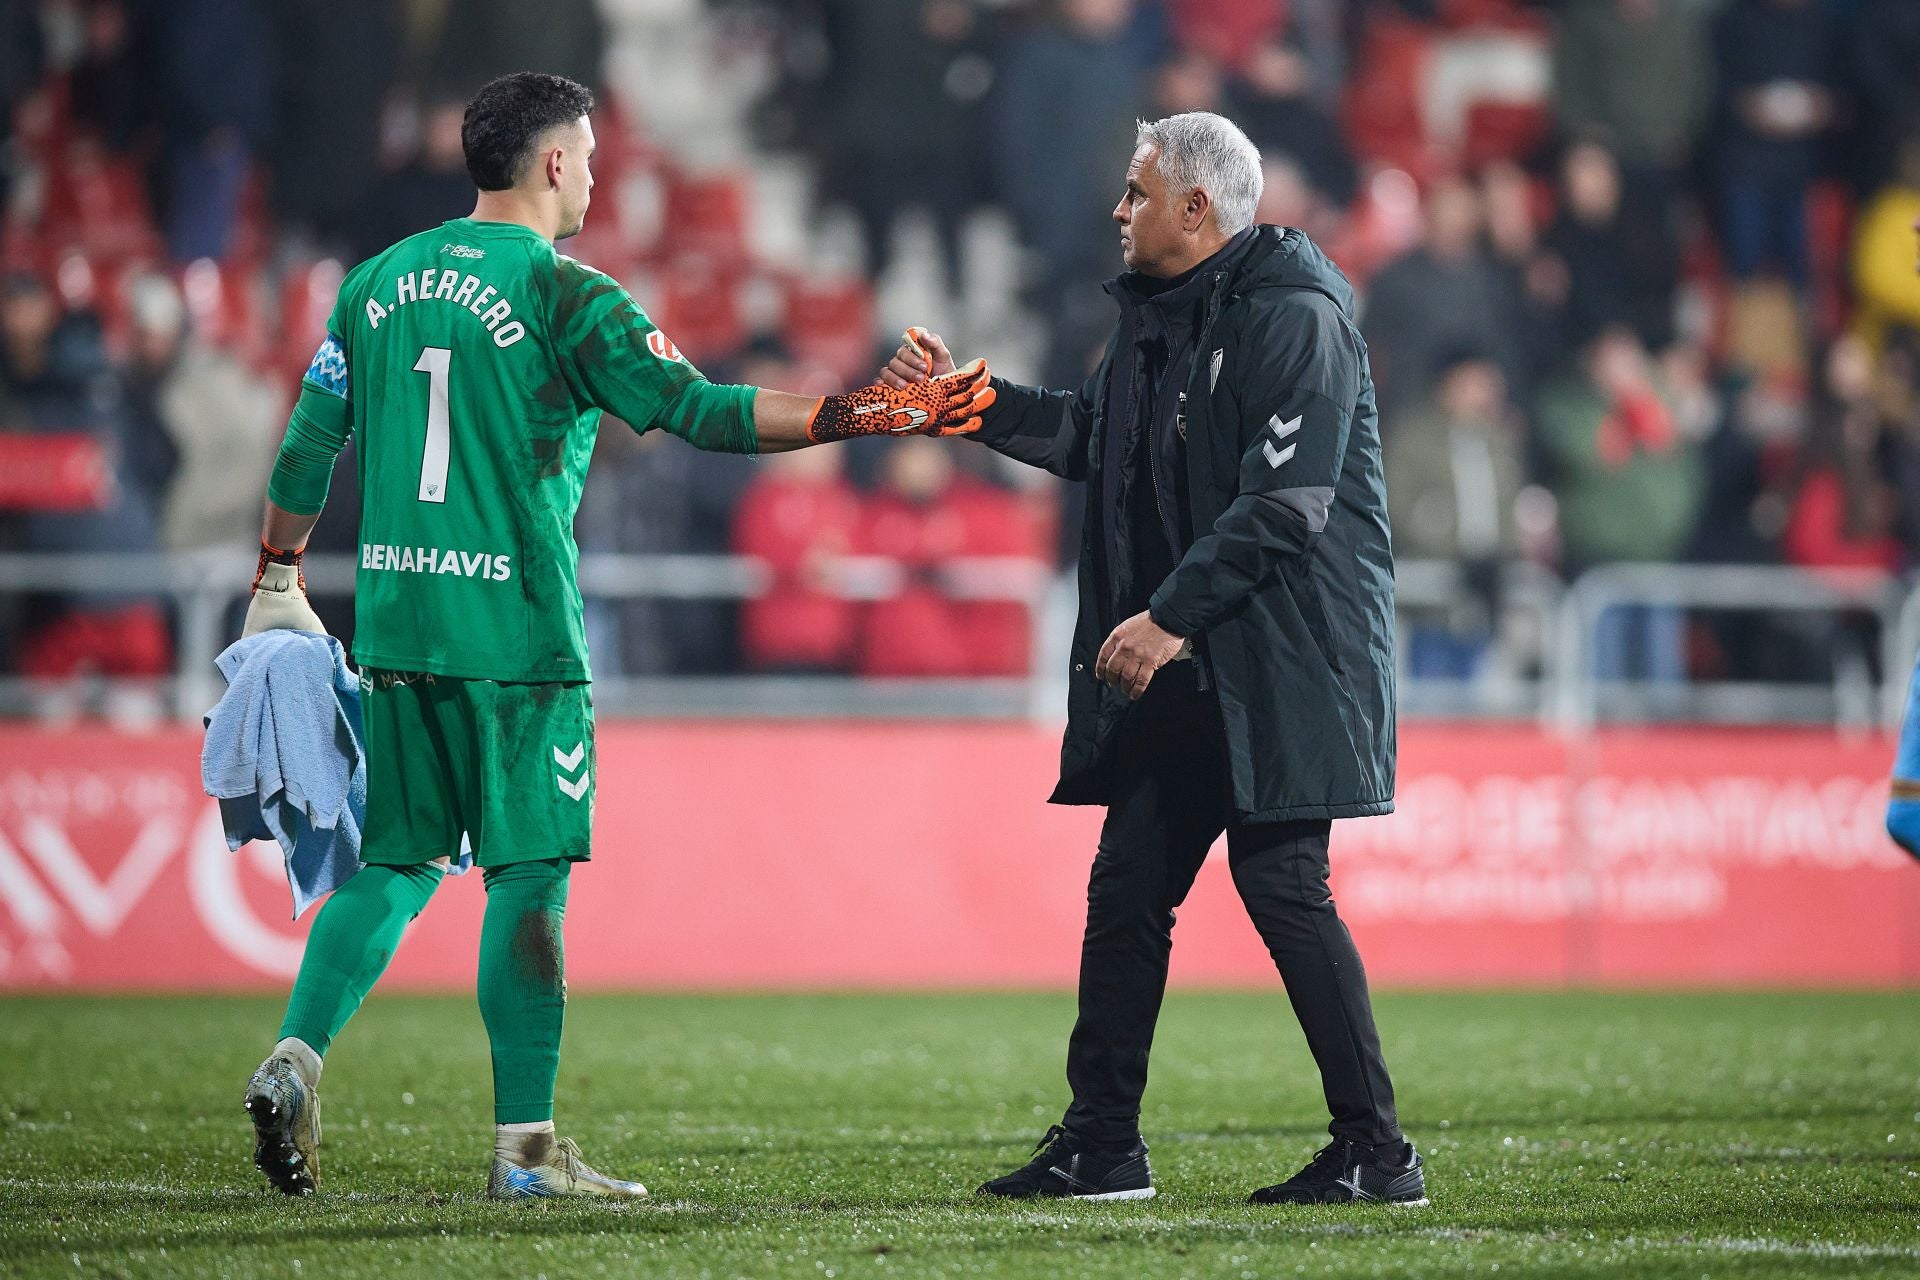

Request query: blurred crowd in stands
[{"left": 3, "top": 0, "right": 1920, "bottom": 699}]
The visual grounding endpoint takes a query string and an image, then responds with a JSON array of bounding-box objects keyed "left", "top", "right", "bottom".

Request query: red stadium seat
[
  {"left": 1440, "top": 0, "right": 1549, "bottom": 34},
  {"left": 732, "top": 471, "right": 863, "bottom": 672},
  {"left": 1462, "top": 100, "right": 1551, "bottom": 169},
  {"left": 40, "top": 144, "right": 161, "bottom": 265},
  {"left": 1343, "top": 20, "right": 1439, "bottom": 174},
  {"left": 224, "top": 169, "right": 273, "bottom": 274},
  {"left": 659, "top": 170, "right": 752, "bottom": 266},
  {"left": 951, "top": 482, "right": 1054, "bottom": 677},
  {"left": 273, "top": 257, "right": 345, "bottom": 377},
  {"left": 1807, "top": 181, "right": 1854, "bottom": 336},
  {"left": 1167, "top": 0, "right": 1287, "bottom": 72},
  {"left": 0, "top": 434, "right": 112, "bottom": 511},
  {"left": 654, "top": 257, "right": 749, "bottom": 365},
  {"left": 1, "top": 221, "right": 52, "bottom": 275},
  {"left": 781, "top": 276, "right": 877, "bottom": 387},
  {"left": 585, "top": 93, "right": 661, "bottom": 189},
  {"left": 18, "top": 606, "right": 174, "bottom": 680}
]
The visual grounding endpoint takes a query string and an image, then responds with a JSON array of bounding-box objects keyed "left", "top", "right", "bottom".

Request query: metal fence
[{"left": 0, "top": 551, "right": 1911, "bottom": 732}]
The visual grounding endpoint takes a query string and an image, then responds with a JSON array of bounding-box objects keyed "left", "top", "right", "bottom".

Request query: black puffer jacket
[{"left": 976, "top": 225, "right": 1395, "bottom": 822}]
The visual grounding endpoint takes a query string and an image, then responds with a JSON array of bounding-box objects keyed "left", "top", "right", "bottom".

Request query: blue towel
[
  {"left": 1887, "top": 657, "right": 1920, "bottom": 862},
  {"left": 202, "top": 631, "right": 470, "bottom": 917}
]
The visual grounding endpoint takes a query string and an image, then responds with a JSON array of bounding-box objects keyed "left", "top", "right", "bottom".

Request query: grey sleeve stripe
[{"left": 1257, "top": 486, "right": 1334, "bottom": 533}]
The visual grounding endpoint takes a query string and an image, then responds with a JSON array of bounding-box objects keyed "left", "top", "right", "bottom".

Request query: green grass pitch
[{"left": 1, "top": 991, "right": 1916, "bottom": 1278}]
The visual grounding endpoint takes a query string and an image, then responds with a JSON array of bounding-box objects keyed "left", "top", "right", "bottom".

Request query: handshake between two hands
[{"left": 805, "top": 330, "right": 995, "bottom": 443}]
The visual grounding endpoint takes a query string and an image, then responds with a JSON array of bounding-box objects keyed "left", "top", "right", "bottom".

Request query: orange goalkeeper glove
[{"left": 806, "top": 358, "right": 995, "bottom": 443}]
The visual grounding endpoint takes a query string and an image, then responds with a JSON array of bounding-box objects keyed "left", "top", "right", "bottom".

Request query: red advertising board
[
  {"left": 0, "top": 722, "right": 1913, "bottom": 990},
  {"left": 0, "top": 434, "right": 111, "bottom": 510}
]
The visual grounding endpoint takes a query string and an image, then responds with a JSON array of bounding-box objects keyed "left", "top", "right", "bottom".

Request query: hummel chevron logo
[
  {"left": 1262, "top": 414, "right": 1301, "bottom": 468},
  {"left": 554, "top": 741, "right": 589, "bottom": 801}
]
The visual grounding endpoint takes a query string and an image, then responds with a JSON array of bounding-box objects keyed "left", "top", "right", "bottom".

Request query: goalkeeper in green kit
[{"left": 239, "top": 72, "right": 994, "bottom": 1200}]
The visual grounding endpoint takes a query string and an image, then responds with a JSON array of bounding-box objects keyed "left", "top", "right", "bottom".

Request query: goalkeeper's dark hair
[{"left": 462, "top": 73, "right": 596, "bottom": 191}]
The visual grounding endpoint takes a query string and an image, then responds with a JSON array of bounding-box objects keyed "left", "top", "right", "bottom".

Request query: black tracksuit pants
[{"left": 1060, "top": 662, "right": 1401, "bottom": 1149}]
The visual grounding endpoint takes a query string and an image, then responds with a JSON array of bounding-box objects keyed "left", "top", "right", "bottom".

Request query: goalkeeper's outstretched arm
[
  {"left": 598, "top": 362, "right": 996, "bottom": 455},
  {"left": 555, "top": 261, "right": 993, "bottom": 454}
]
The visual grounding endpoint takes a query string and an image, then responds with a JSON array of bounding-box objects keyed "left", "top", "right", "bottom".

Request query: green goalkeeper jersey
[{"left": 269, "top": 218, "right": 757, "bottom": 682}]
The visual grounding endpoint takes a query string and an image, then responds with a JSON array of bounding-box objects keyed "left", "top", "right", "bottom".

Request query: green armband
[
  {"left": 653, "top": 380, "right": 759, "bottom": 456},
  {"left": 266, "top": 386, "right": 352, "bottom": 515}
]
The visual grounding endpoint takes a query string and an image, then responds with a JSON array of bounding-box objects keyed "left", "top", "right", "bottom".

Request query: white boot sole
[{"left": 1074, "top": 1186, "right": 1157, "bottom": 1201}]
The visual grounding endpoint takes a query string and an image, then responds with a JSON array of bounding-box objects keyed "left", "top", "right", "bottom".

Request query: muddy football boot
[
  {"left": 243, "top": 1053, "right": 321, "bottom": 1196},
  {"left": 487, "top": 1132, "right": 650, "bottom": 1200}
]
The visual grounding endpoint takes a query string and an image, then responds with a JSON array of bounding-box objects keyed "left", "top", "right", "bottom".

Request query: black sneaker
[
  {"left": 1248, "top": 1138, "right": 1427, "bottom": 1206},
  {"left": 976, "top": 1124, "right": 1156, "bottom": 1201}
]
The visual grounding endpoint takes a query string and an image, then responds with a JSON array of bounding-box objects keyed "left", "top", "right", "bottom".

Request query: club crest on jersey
[{"left": 647, "top": 331, "right": 685, "bottom": 363}]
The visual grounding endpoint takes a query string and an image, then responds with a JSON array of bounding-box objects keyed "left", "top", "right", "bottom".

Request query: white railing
[
  {"left": 0, "top": 552, "right": 1911, "bottom": 732},
  {"left": 1550, "top": 563, "right": 1903, "bottom": 732}
]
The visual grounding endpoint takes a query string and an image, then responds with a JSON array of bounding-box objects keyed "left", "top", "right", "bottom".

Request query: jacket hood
[{"left": 1229, "top": 224, "right": 1356, "bottom": 316}]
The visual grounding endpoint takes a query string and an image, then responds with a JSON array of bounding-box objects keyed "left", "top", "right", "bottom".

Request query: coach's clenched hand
[
  {"left": 880, "top": 327, "right": 957, "bottom": 388},
  {"left": 1095, "top": 611, "right": 1187, "bottom": 700}
]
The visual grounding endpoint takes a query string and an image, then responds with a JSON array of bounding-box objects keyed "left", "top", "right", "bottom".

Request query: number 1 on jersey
[{"left": 414, "top": 346, "right": 452, "bottom": 503}]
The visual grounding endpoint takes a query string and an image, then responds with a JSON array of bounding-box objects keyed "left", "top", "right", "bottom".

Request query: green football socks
[
  {"left": 477, "top": 859, "right": 571, "bottom": 1125},
  {"left": 273, "top": 857, "right": 570, "bottom": 1126},
  {"left": 278, "top": 861, "right": 446, "bottom": 1055}
]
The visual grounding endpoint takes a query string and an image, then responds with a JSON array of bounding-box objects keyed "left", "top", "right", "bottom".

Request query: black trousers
[{"left": 1061, "top": 664, "right": 1401, "bottom": 1149}]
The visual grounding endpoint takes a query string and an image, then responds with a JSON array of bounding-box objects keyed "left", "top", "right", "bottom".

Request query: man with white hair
[{"left": 885, "top": 112, "right": 1420, "bottom": 1205}]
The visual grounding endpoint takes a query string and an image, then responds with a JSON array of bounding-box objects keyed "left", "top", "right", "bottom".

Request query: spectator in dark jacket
[
  {"left": 1847, "top": 0, "right": 1920, "bottom": 194},
  {"left": 1552, "top": 0, "right": 1714, "bottom": 179},
  {"left": 883, "top": 112, "right": 1418, "bottom": 1209},
  {"left": 1541, "top": 141, "right": 1681, "bottom": 352},
  {"left": 151, "top": 0, "right": 277, "bottom": 262},
  {"left": 822, "top": 0, "right": 993, "bottom": 293},
  {"left": 421, "top": 0, "right": 605, "bottom": 99},
  {"left": 1363, "top": 175, "right": 1520, "bottom": 416},
  {"left": 270, "top": 0, "right": 400, "bottom": 241},
  {"left": 1226, "top": 39, "right": 1357, "bottom": 211},
  {"left": 1709, "top": 0, "right": 1843, "bottom": 286},
  {"left": 0, "top": 0, "right": 43, "bottom": 210},
  {"left": 994, "top": 0, "right": 1150, "bottom": 382},
  {"left": 68, "top": 0, "right": 152, "bottom": 154},
  {"left": 352, "top": 101, "right": 477, "bottom": 265}
]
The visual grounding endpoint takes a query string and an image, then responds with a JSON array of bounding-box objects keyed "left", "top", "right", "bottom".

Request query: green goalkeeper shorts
[{"left": 359, "top": 669, "right": 594, "bottom": 868}]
